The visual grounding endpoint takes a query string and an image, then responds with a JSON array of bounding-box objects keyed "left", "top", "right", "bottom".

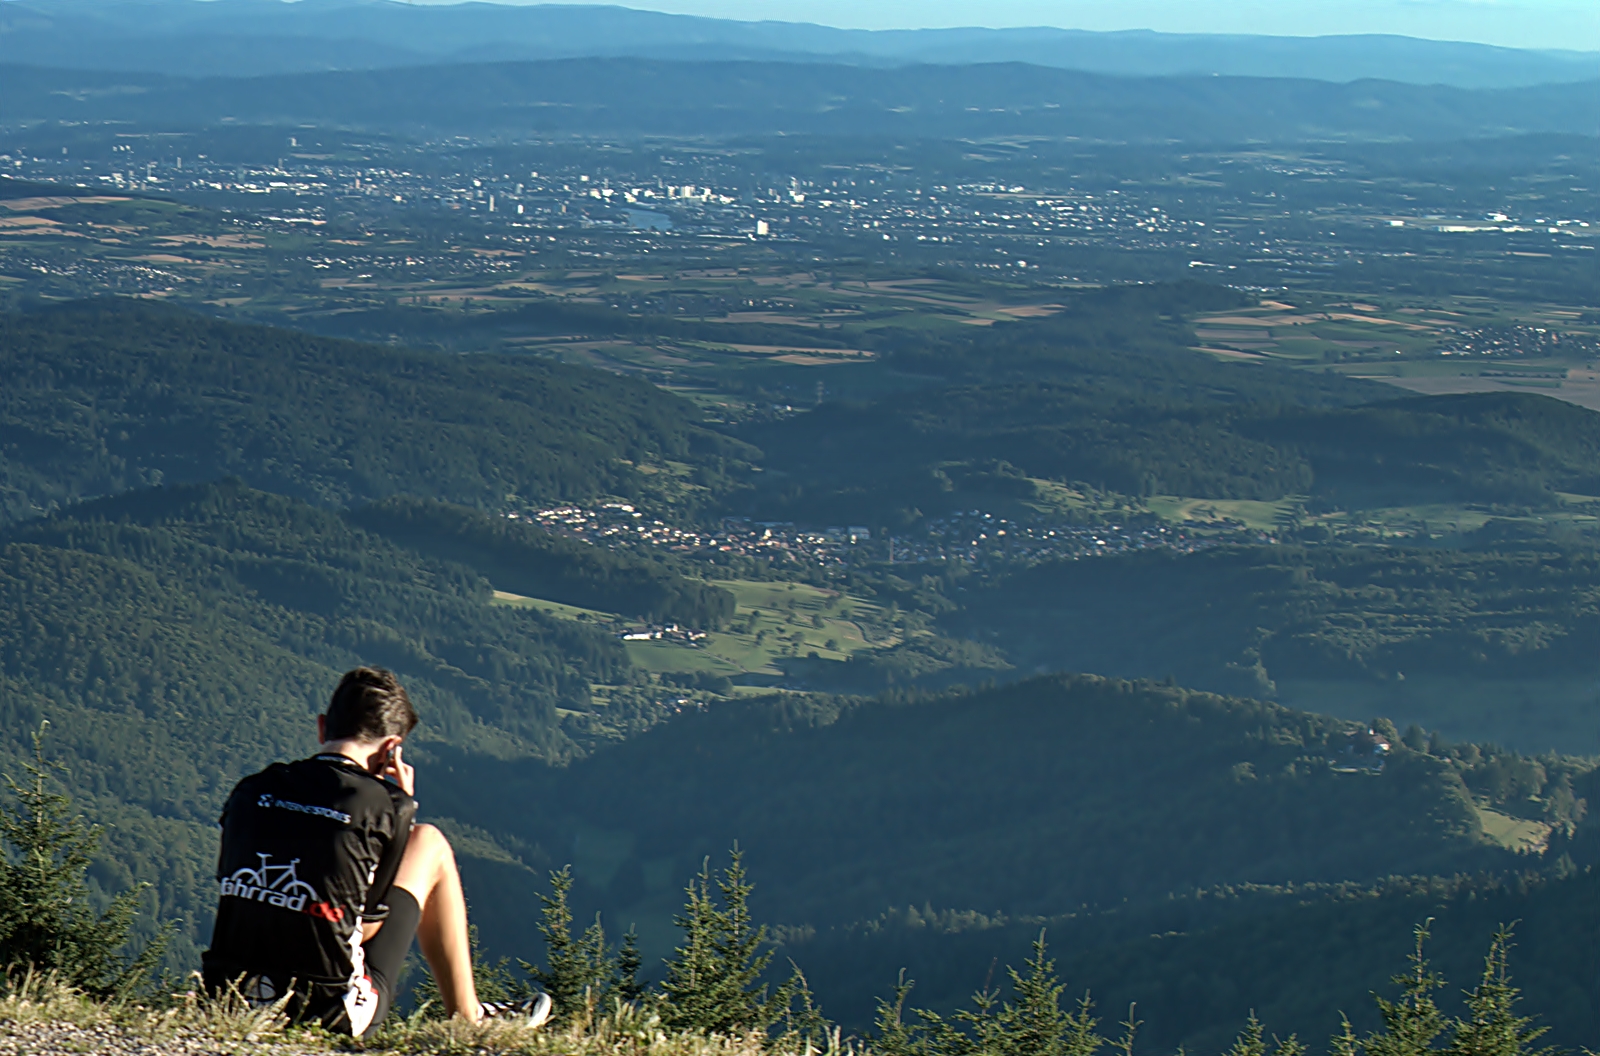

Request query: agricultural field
[
  {"left": 1142, "top": 495, "right": 1305, "bottom": 532},
  {"left": 494, "top": 579, "right": 896, "bottom": 687},
  {"left": 1322, "top": 493, "right": 1600, "bottom": 539},
  {"left": 489, "top": 590, "right": 613, "bottom": 622},
  {"left": 1475, "top": 805, "right": 1552, "bottom": 854},
  {"left": 1142, "top": 490, "right": 1600, "bottom": 542},
  {"left": 631, "top": 579, "right": 895, "bottom": 683},
  {"left": 0, "top": 182, "right": 1063, "bottom": 333},
  {"left": 1193, "top": 296, "right": 1600, "bottom": 410}
]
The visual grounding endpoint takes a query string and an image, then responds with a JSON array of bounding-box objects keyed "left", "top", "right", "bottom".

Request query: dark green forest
[
  {"left": 745, "top": 389, "right": 1600, "bottom": 521},
  {"left": 121, "top": 284, "right": 1598, "bottom": 522},
  {"left": 701, "top": 281, "right": 1600, "bottom": 520},
  {"left": 1261, "top": 393, "right": 1600, "bottom": 507},
  {"left": 793, "top": 869, "right": 1600, "bottom": 1052},
  {"left": 430, "top": 676, "right": 1597, "bottom": 1047},
  {"left": 946, "top": 541, "right": 1600, "bottom": 697},
  {"left": 485, "top": 677, "right": 1569, "bottom": 925},
  {"left": 0, "top": 299, "right": 750, "bottom": 522},
  {"left": 4, "top": 298, "right": 1595, "bottom": 531}
]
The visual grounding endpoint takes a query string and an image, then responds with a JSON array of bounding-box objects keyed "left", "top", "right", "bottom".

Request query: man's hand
[{"left": 381, "top": 743, "right": 415, "bottom": 797}]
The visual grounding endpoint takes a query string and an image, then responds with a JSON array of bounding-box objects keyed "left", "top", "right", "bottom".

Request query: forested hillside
[
  {"left": 1259, "top": 392, "right": 1600, "bottom": 506},
  {"left": 9, "top": 295, "right": 1588, "bottom": 532},
  {"left": 463, "top": 677, "right": 1523, "bottom": 946},
  {"left": 952, "top": 541, "right": 1600, "bottom": 697},
  {"left": 481, "top": 676, "right": 1594, "bottom": 1049},
  {"left": 724, "top": 282, "right": 1600, "bottom": 519},
  {"left": 0, "top": 299, "right": 749, "bottom": 521},
  {"left": 747, "top": 389, "right": 1600, "bottom": 520},
  {"left": 0, "top": 480, "right": 641, "bottom": 967},
  {"left": 792, "top": 868, "right": 1600, "bottom": 1051}
]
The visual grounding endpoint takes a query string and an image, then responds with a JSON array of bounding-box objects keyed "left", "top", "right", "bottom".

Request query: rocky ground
[{"left": 0, "top": 1019, "right": 318, "bottom": 1056}]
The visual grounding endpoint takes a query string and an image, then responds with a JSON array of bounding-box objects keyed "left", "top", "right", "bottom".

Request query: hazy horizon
[{"left": 369, "top": 0, "right": 1600, "bottom": 53}]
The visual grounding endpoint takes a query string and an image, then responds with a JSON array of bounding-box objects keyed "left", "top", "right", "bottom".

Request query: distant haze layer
[
  {"left": 1, "top": 0, "right": 1598, "bottom": 85},
  {"left": 8, "top": 59, "right": 1600, "bottom": 143},
  {"left": 438, "top": 0, "right": 1600, "bottom": 51}
]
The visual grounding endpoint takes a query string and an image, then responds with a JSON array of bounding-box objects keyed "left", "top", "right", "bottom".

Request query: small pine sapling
[
  {"left": 1114, "top": 1003, "right": 1142, "bottom": 1056},
  {"left": 660, "top": 846, "right": 779, "bottom": 1035},
  {"left": 952, "top": 984, "right": 1006, "bottom": 1056},
  {"left": 776, "top": 963, "right": 833, "bottom": 1051},
  {"left": 1064, "top": 994, "right": 1106, "bottom": 1056},
  {"left": 1003, "top": 932, "right": 1075, "bottom": 1056},
  {"left": 991, "top": 931, "right": 1107, "bottom": 1056},
  {"left": 1331, "top": 1015, "right": 1365, "bottom": 1056},
  {"left": 0, "top": 723, "right": 167, "bottom": 997},
  {"left": 615, "top": 926, "right": 645, "bottom": 1003},
  {"left": 1226, "top": 1015, "right": 1267, "bottom": 1056},
  {"left": 872, "top": 971, "right": 926, "bottom": 1056},
  {"left": 1446, "top": 925, "right": 1555, "bottom": 1056},
  {"left": 1366, "top": 921, "right": 1450, "bottom": 1056},
  {"left": 520, "top": 865, "right": 620, "bottom": 1026}
]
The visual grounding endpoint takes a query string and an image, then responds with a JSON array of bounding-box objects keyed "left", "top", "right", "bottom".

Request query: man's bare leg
[{"left": 389, "top": 823, "right": 481, "bottom": 1021}]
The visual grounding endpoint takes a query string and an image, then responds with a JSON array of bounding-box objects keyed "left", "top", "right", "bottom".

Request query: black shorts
[
  {"left": 357, "top": 887, "right": 422, "bottom": 1037},
  {"left": 202, "top": 888, "right": 421, "bottom": 1039}
]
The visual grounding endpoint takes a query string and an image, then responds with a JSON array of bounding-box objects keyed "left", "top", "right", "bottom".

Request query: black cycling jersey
[{"left": 202, "top": 754, "right": 417, "bottom": 1036}]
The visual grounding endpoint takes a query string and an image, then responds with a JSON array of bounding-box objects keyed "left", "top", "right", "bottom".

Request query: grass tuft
[{"left": 0, "top": 975, "right": 859, "bottom": 1056}]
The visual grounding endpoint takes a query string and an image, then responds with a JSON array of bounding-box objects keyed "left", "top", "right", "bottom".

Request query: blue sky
[{"left": 421, "top": 1, "right": 1600, "bottom": 51}]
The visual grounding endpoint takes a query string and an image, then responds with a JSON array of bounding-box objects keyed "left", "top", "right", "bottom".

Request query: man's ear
[
  {"left": 317, "top": 715, "right": 327, "bottom": 743},
  {"left": 370, "top": 735, "right": 402, "bottom": 773}
]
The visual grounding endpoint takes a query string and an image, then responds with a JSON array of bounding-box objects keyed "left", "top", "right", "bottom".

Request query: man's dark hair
[{"left": 324, "top": 667, "right": 418, "bottom": 742}]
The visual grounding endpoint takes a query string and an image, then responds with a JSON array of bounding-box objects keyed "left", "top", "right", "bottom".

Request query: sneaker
[{"left": 479, "top": 992, "right": 554, "bottom": 1030}]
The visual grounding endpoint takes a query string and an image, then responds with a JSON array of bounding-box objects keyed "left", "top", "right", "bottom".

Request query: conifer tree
[
  {"left": 1227, "top": 1014, "right": 1268, "bottom": 1056},
  {"left": 1331, "top": 1015, "right": 1364, "bottom": 1056},
  {"left": 521, "top": 866, "right": 619, "bottom": 1025},
  {"left": 1367, "top": 922, "right": 1449, "bottom": 1056},
  {"left": 615, "top": 926, "right": 645, "bottom": 1003},
  {"left": 1227, "top": 1012, "right": 1303, "bottom": 1056},
  {"left": 872, "top": 935, "right": 1107, "bottom": 1056},
  {"left": 1002, "top": 932, "right": 1076, "bottom": 1056},
  {"left": 951, "top": 983, "right": 1006, "bottom": 1056},
  {"left": 986, "top": 932, "right": 1106, "bottom": 1056},
  {"left": 660, "top": 848, "right": 778, "bottom": 1035},
  {"left": 1446, "top": 926, "right": 1554, "bottom": 1056},
  {"left": 776, "top": 964, "right": 832, "bottom": 1050},
  {"left": 0, "top": 723, "right": 165, "bottom": 996},
  {"left": 1067, "top": 995, "right": 1107, "bottom": 1056},
  {"left": 1113, "top": 1004, "right": 1143, "bottom": 1056},
  {"left": 872, "top": 971, "right": 927, "bottom": 1056}
]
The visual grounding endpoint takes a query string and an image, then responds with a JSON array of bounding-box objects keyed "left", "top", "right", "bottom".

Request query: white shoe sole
[{"left": 526, "top": 991, "right": 554, "bottom": 1030}]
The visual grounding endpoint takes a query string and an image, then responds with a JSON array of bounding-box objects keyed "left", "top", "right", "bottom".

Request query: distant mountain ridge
[
  {"left": 6, "top": 58, "right": 1600, "bottom": 143},
  {"left": 1, "top": 0, "right": 1598, "bottom": 87}
]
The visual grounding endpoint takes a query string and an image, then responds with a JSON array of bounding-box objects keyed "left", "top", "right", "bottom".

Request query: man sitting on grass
[{"left": 201, "top": 667, "right": 552, "bottom": 1037}]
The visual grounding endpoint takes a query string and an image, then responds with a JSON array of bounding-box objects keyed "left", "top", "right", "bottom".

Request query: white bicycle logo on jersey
[{"left": 219, "top": 853, "right": 322, "bottom": 911}]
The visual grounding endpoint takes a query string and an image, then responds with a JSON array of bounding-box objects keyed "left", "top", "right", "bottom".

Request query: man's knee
[
  {"left": 395, "top": 823, "right": 456, "bottom": 895},
  {"left": 405, "top": 824, "right": 457, "bottom": 867},
  {"left": 410, "top": 822, "right": 448, "bottom": 850}
]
